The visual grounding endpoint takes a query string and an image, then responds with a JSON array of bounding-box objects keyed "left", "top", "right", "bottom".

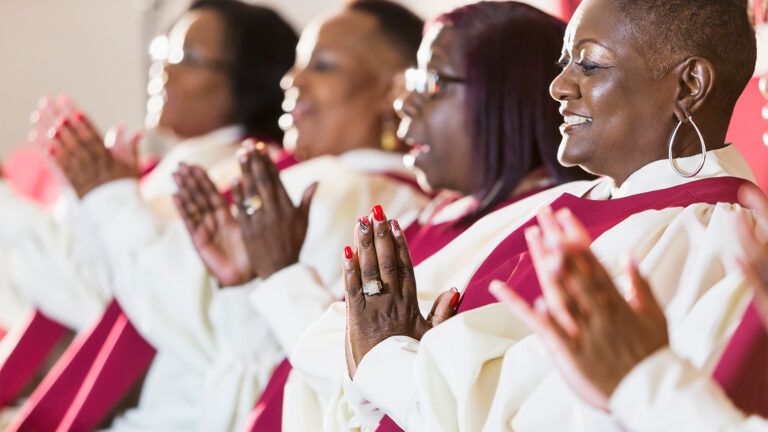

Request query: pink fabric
[
  {"left": 57, "top": 311, "right": 156, "bottom": 432},
  {"left": 6, "top": 301, "right": 122, "bottom": 431},
  {"left": 0, "top": 311, "right": 68, "bottom": 407},
  {"left": 712, "top": 301, "right": 768, "bottom": 417},
  {"left": 3, "top": 145, "right": 60, "bottom": 206},
  {"left": 376, "top": 176, "right": 748, "bottom": 432}
]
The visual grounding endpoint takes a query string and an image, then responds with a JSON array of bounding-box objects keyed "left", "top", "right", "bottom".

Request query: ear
[
  {"left": 377, "top": 71, "right": 404, "bottom": 113},
  {"left": 672, "top": 57, "right": 716, "bottom": 122}
]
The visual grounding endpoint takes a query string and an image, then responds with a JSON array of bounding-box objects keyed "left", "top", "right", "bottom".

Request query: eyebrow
[{"left": 574, "top": 38, "right": 611, "bottom": 51}]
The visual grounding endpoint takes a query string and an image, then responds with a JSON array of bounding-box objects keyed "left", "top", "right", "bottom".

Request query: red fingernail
[
  {"left": 344, "top": 246, "right": 353, "bottom": 259},
  {"left": 450, "top": 292, "right": 460, "bottom": 310},
  {"left": 372, "top": 205, "right": 385, "bottom": 222},
  {"left": 358, "top": 216, "right": 369, "bottom": 232},
  {"left": 57, "top": 117, "right": 69, "bottom": 128},
  {"left": 73, "top": 110, "right": 84, "bottom": 121},
  {"left": 391, "top": 219, "right": 401, "bottom": 232},
  {"left": 46, "top": 143, "right": 56, "bottom": 156}
]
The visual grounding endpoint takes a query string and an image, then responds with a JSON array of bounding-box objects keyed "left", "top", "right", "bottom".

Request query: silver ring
[
  {"left": 242, "top": 195, "right": 263, "bottom": 216},
  {"left": 362, "top": 280, "right": 383, "bottom": 296}
]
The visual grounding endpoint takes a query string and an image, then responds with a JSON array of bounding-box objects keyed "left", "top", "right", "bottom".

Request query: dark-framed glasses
[{"left": 404, "top": 68, "right": 466, "bottom": 98}]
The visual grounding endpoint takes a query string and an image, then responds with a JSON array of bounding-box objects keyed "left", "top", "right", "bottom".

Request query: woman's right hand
[
  {"left": 172, "top": 163, "right": 255, "bottom": 287},
  {"left": 47, "top": 110, "right": 141, "bottom": 198}
]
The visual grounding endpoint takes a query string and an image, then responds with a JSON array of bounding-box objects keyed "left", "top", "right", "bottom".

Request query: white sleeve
[
  {"left": 610, "top": 348, "right": 768, "bottom": 432},
  {"left": 0, "top": 181, "right": 111, "bottom": 329},
  {"left": 82, "top": 179, "right": 218, "bottom": 370},
  {"left": 247, "top": 264, "right": 337, "bottom": 356}
]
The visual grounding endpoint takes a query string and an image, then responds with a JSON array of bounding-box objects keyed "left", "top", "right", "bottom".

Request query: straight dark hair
[
  {"left": 433, "top": 2, "right": 593, "bottom": 218},
  {"left": 190, "top": 0, "right": 298, "bottom": 141}
]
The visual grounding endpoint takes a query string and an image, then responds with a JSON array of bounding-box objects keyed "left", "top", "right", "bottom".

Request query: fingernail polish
[
  {"left": 450, "top": 292, "right": 461, "bottom": 310},
  {"left": 372, "top": 205, "right": 385, "bottom": 222},
  {"left": 57, "top": 117, "right": 69, "bottom": 128},
  {"left": 73, "top": 110, "right": 84, "bottom": 121},
  {"left": 46, "top": 143, "right": 56, "bottom": 156},
  {"left": 390, "top": 219, "right": 401, "bottom": 235},
  {"left": 344, "top": 246, "right": 353, "bottom": 259},
  {"left": 359, "top": 216, "right": 369, "bottom": 232}
]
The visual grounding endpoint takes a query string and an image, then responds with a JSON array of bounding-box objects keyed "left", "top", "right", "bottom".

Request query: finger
[
  {"left": 537, "top": 206, "right": 566, "bottom": 251},
  {"left": 525, "top": 225, "right": 579, "bottom": 336},
  {"left": 299, "top": 182, "right": 319, "bottom": 219},
  {"left": 561, "top": 245, "right": 621, "bottom": 314},
  {"left": 370, "top": 206, "right": 400, "bottom": 296},
  {"left": 231, "top": 178, "right": 248, "bottom": 225},
  {"left": 69, "top": 111, "right": 107, "bottom": 162},
  {"left": 356, "top": 215, "right": 383, "bottom": 295},
  {"left": 173, "top": 167, "right": 205, "bottom": 228},
  {"left": 739, "top": 184, "right": 768, "bottom": 223},
  {"left": 191, "top": 165, "right": 227, "bottom": 212},
  {"left": 238, "top": 145, "right": 259, "bottom": 202},
  {"left": 625, "top": 257, "right": 665, "bottom": 318},
  {"left": 55, "top": 117, "right": 89, "bottom": 166},
  {"left": 427, "top": 288, "right": 459, "bottom": 326},
  {"left": 246, "top": 142, "right": 279, "bottom": 212},
  {"left": 490, "top": 280, "right": 570, "bottom": 342},
  {"left": 259, "top": 142, "right": 293, "bottom": 210},
  {"left": 554, "top": 208, "right": 592, "bottom": 247},
  {"left": 173, "top": 193, "right": 199, "bottom": 234},
  {"left": 179, "top": 164, "right": 215, "bottom": 219},
  {"left": 390, "top": 218, "right": 416, "bottom": 299},
  {"left": 343, "top": 245, "right": 366, "bottom": 312}
]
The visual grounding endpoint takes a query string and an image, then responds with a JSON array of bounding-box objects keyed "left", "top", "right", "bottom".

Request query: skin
[
  {"left": 158, "top": 9, "right": 235, "bottom": 139},
  {"left": 173, "top": 9, "right": 410, "bottom": 286},
  {"left": 491, "top": 207, "right": 669, "bottom": 411},
  {"left": 281, "top": 10, "right": 404, "bottom": 160},
  {"left": 342, "top": 0, "right": 738, "bottom": 375},
  {"left": 550, "top": 0, "right": 725, "bottom": 186},
  {"left": 397, "top": 23, "right": 475, "bottom": 194}
]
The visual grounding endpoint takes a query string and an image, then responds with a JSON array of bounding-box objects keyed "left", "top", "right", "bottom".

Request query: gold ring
[{"left": 242, "top": 195, "right": 263, "bottom": 215}]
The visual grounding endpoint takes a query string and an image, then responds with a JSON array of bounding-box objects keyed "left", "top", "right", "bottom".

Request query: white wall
[{"left": 0, "top": 0, "right": 562, "bottom": 158}]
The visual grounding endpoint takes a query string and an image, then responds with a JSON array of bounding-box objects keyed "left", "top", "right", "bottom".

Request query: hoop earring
[
  {"left": 380, "top": 115, "right": 399, "bottom": 151},
  {"left": 668, "top": 115, "right": 707, "bottom": 178}
]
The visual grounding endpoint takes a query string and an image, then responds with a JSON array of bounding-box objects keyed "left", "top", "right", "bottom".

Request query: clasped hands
[{"left": 172, "top": 140, "right": 318, "bottom": 287}]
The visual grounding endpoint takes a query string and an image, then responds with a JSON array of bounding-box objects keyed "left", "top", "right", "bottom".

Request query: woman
[
  {"left": 48, "top": 1, "right": 429, "bottom": 431},
  {"left": 267, "top": 3, "right": 593, "bottom": 430},
  {"left": 4, "top": 2, "right": 298, "bottom": 431},
  {"left": 170, "top": 1, "right": 430, "bottom": 429},
  {"left": 340, "top": 0, "right": 762, "bottom": 430},
  {"left": 491, "top": 183, "right": 768, "bottom": 432}
]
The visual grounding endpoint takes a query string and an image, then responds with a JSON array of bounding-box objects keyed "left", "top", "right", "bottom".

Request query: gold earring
[{"left": 380, "top": 116, "right": 399, "bottom": 151}]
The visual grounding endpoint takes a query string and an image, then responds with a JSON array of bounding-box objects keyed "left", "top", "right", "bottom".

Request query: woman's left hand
[
  {"left": 233, "top": 140, "right": 318, "bottom": 279},
  {"left": 47, "top": 111, "right": 141, "bottom": 198},
  {"left": 491, "top": 207, "right": 669, "bottom": 411},
  {"left": 343, "top": 206, "right": 459, "bottom": 377}
]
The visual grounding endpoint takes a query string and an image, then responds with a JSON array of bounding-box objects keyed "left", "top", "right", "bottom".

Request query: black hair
[
  {"left": 190, "top": 0, "right": 298, "bottom": 140},
  {"left": 347, "top": 0, "right": 424, "bottom": 66}
]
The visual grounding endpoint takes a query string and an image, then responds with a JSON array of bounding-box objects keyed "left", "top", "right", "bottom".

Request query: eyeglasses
[
  {"left": 166, "top": 47, "right": 230, "bottom": 71},
  {"left": 404, "top": 68, "right": 466, "bottom": 98}
]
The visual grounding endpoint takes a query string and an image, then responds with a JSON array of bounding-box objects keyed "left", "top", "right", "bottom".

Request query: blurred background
[{"left": 1, "top": 0, "right": 766, "bottom": 185}]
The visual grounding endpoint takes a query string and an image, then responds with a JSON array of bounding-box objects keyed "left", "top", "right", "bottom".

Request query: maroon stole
[
  {"left": 7, "top": 150, "right": 297, "bottom": 431},
  {"left": 712, "top": 300, "right": 768, "bottom": 417},
  {"left": 377, "top": 176, "right": 751, "bottom": 431}
]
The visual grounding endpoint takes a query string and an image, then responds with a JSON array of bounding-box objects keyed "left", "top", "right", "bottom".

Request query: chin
[
  {"left": 557, "top": 139, "right": 591, "bottom": 168},
  {"left": 414, "top": 170, "right": 435, "bottom": 195}
]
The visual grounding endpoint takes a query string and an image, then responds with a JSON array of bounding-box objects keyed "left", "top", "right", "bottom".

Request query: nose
[
  {"left": 394, "top": 89, "right": 420, "bottom": 121},
  {"left": 549, "top": 67, "right": 580, "bottom": 102}
]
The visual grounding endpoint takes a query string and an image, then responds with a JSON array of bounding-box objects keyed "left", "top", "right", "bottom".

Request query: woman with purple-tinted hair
[{"left": 284, "top": 3, "right": 593, "bottom": 430}]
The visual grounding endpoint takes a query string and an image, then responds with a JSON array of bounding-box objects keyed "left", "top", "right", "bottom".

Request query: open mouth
[{"left": 560, "top": 113, "right": 593, "bottom": 133}]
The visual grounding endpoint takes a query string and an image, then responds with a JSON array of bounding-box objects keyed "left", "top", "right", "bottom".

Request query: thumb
[
  {"left": 299, "top": 181, "right": 320, "bottom": 217},
  {"left": 428, "top": 288, "right": 460, "bottom": 327}
]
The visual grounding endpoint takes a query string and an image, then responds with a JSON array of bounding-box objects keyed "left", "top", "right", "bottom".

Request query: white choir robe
[
  {"left": 81, "top": 140, "right": 429, "bottom": 431},
  {"left": 283, "top": 182, "right": 592, "bottom": 431},
  {"left": 607, "top": 347, "right": 768, "bottom": 432},
  {"left": 327, "top": 145, "right": 763, "bottom": 431}
]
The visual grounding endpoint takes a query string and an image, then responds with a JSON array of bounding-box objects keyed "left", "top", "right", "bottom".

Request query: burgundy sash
[
  {"left": 6, "top": 301, "right": 123, "bottom": 431},
  {"left": 0, "top": 311, "right": 68, "bottom": 407},
  {"left": 712, "top": 301, "right": 768, "bottom": 417},
  {"left": 13, "top": 149, "right": 296, "bottom": 430},
  {"left": 377, "top": 176, "right": 749, "bottom": 431}
]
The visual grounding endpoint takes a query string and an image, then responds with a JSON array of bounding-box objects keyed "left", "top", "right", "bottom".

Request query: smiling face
[
  {"left": 397, "top": 24, "right": 474, "bottom": 195},
  {"left": 280, "top": 10, "right": 403, "bottom": 160},
  {"left": 550, "top": 0, "right": 682, "bottom": 183}
]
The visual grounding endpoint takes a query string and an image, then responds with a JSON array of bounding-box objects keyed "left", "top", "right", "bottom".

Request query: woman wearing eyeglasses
[
  {"left": 0, "top": 1, "right": 299, "bottom": 431},
  {"left": 276, "top": 3, "right": 593, "bottom": 430},
  {"left": 334, "top": 0, "right": 764, "bottom": 430}
]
